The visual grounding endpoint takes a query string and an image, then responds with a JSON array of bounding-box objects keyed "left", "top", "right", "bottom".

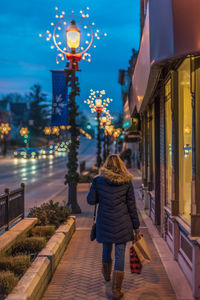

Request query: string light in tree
[{"left": 39, "top": 6, "right": 107, "bottom": 67}]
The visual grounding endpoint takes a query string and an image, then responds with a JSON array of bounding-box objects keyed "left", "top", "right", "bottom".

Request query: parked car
[
  {"left": 39, "top": 147, "right": 55, "bottom": 156},
  {"left": 13, "top": 148, "right": 27, "bottom": 158},
  {"left": 57, "top": 142, "right": 68, "bottom": 152},
  {"left": 26, "top": 147, "right": 39, "bottom": 158}
]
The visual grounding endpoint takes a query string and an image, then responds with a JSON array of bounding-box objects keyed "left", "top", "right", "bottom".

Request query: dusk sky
[{"left": 0, "top": 0, "right": 140, "bottom": 117}]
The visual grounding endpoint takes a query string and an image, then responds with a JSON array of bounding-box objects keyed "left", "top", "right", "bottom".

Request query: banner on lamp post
[{"left": 51, "top": 70, "right": 68, "bottom": 126}]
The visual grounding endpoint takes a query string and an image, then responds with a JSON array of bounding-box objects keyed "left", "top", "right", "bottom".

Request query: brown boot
[
  {"left": 112, "top": 270, "right": 124, "bottom": 300},
  {"left": 102, "top": 262, "right": 112, "bottom": 281}
]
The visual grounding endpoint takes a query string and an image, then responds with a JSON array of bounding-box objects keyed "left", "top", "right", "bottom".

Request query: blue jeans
[{"left": 102, "top": 243, "right": 126, "bottom": 271}]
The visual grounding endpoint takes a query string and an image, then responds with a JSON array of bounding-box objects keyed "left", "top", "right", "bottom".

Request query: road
[{"left": 0, "top": 137, "right": 96, "bottom": 214}]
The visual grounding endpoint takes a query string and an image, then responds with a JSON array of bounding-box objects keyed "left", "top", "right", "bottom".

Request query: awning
[{"left": 129, "top": 0, "right": 200, "bottom": 115}]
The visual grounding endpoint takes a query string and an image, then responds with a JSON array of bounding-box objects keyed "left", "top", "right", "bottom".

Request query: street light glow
[
  {"left": 66, "top": 21, "right": 81, "bottom": 50},
  {"left": 39, "top": 6, "right": 107, "bottom": 65},
  {"left": 95, "top": 98, "right": 102, "bottom": 108}
]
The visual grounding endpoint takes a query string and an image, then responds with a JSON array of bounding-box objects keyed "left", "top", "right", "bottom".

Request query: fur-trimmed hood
[{"left": 100, "top": 167, "right": 132, "bottom": 184}]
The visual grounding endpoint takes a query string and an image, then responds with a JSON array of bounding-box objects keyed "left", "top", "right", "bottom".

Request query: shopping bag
[
  {"left": 133, "top": 235, "right": 152, "bottom": 266},
  {"left": 130, "top": 246, "right": 142, "bottom": 274}
]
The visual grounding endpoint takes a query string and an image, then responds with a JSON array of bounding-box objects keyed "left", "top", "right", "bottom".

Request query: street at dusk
[
  {"left": 0, "top": 0, "right": 200, "bottom": 300},
  {"left": 0, "top": 137, "right": 96, "bottom": 214}
]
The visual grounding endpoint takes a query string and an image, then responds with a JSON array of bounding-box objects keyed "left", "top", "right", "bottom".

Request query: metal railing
[{"left": 0, "top": 183, "right": 25, "bottom": 232}]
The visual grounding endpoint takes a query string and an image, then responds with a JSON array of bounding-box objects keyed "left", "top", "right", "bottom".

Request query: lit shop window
[
  {"left": 178, "top": 58, "right": 192, "bottom": 222},
  {"left": 151, "top": 105, "right": 155, "bottom": 188},
  {"left": 165, "top": 79, "right": 172, "bottom": 207}
]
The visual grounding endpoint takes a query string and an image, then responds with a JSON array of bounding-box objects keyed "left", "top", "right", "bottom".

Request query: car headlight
[{"left": 14, "top": 152, "right": 17, "bottom": 155}]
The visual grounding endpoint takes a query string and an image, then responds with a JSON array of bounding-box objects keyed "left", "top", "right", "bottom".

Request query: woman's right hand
[{"left": 134, "top": 229, "right": 141, "bottom": 241}]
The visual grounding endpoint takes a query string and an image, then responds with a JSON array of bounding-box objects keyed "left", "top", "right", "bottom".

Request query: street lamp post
[
  {"left": 101, "top": 116, "right": 108, "bottom": 162},
  {"left": 113, "top": 128, "right": 121, "bottom": 154},
  {"left": 20, "top": 127, "right": 29, "bottom": 148},
  {"left": 40, "top": 7, "right": 106, "bottom": 213},
  {"left": 95, "top": 97, "right": 103, "bottom": 168},
  {"left": 0, "top": 123, "right": 11, "bottom": 156},
  {"left": 44, "top": 126, "right": 52, "bottom": 145},
  {"left": 64, "top": 21, "right": 82, "bottom": 213},
  {"left": 106, "top": 125, "right": 114, "bottom": 157},
  {"left": 52, "top": 126, "right": 60, "bottom": 143},
  {"left": 84, "top": 90, "right": 113, "bottom": 169}
]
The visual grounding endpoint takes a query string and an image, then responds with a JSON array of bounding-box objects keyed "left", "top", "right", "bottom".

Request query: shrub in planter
[
  {"left": 31, "top": 225, "right": 55, "bottom": 240},
  {"left": 0, "top": 271, "right": 18, "bottom": 295},
  {"left": 10, "top": 237, "right": 46, "bottom": 256},
  {"left": 0, "top": 256, "right": 31, "bottom": 276},
  {"left": 28, "top": 200, "right": 71, "bottom": 228},
  {"left": 12, "top": 255, "right": 31, "bottom": 276}
]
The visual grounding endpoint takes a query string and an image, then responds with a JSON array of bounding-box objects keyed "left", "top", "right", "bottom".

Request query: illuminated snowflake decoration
[
  {"left": 84, "top": 89, "right": 113, "bottom": 118},
  {"left": 39, "top": 7, "right": 107, "bottom": 64},
  {"left": 53, "top": 94, "right": 66, "bottom": 115}
]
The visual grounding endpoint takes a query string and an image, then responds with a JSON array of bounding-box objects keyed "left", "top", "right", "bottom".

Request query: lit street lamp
[
  {"left": 84, "top": 90, "right": 113, "bottom": 169},
  {"left": 95, "top": 97, "right": 103, "bottom": 168},
  {"left": 52, "top": 126, "right": 60, "bottom": 141},
  {"left": 43, "top": 127, "right": 52, "bottom": 145},
  {"left": 40, "top": 7, "right": 106, "bottom": 213},
  {"left": 0, "top": 123, "right": 11, "bottom": 156},
  {"left": 113, "top": 128, "right": 121, "bottom": 154},
  {"left": 105, "top": 125, "right": 114, "bottom": 157},
  {"left": 101, "top": 116, "right": 107, "bottom": 162},
  {"left": 20, "top": 127, "right": 29, "bottom": 148}
]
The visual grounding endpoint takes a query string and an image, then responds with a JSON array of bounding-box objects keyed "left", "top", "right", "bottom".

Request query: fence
[{"left": 0, "top": 183, "right": 25, "bottom": 232}]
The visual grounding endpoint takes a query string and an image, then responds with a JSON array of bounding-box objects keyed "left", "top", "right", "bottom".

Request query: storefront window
[
  {"left": 165, "top": 79, "right": 172, "bottom": 207},
  {"left": 151, "top": 105, "right": 155, "bottom": 188},
  {"left": 178, "top": 58, "right": 192, "bottom": 222}
]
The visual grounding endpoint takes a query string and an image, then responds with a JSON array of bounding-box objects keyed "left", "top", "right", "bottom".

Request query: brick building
[{"left": 128, "top": 0, "right": 200, "bottom": 298}]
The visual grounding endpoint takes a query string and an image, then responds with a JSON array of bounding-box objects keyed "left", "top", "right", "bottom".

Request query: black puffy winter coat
[{"left": 87, "top": 167, "right": 140, "bottom": 244}]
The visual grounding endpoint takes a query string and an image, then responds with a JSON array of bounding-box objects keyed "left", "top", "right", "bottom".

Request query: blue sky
[{"left": 0, "top": 0, "right": 140, "bottom": 117}]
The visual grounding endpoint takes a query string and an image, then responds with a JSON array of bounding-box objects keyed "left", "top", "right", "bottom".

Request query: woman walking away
[{"left": 87, "top": 154, "right": 140, "bottom": 300}]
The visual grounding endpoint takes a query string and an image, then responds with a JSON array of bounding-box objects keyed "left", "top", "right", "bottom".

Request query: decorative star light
[
  {"left": 39, "top": 7, "right": 107, "bottom": 64},
  {"left": 84, "top": 90, "right": 113, "bottom": 115},
  {"left": 0, "top": 123, "right": 11, "bottom": 135}
]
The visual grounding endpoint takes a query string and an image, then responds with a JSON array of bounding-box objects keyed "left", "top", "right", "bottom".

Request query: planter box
[
  {"left": 7, "top": 257, "right": 51, "bottom": 300},
  {"left": 0, "top": 218, "right": 37, "bottom": 255},
  {"left": 6, "top": 216, "right": 76, "bottom": 300}
]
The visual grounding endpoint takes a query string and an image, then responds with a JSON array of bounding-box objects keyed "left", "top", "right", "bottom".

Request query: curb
[{"left": 6, "top": 216, "right": 76, "bottom": 300}]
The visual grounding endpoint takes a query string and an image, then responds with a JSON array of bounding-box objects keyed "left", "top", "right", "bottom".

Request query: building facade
[
  {"left": 119, "top": 49, "right": 140, "bottom": 167},
  {"left": 129, "top": 0, "right": 200, "bottom": 298}
]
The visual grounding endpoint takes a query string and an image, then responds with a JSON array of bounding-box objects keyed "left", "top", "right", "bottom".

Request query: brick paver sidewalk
[{"left": 42, "top": 173, "right": 177, "bottom": 300}]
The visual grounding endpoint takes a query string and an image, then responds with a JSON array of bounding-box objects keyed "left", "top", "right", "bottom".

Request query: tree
[
  {"left": 0, "top": 93, "right": 25, "bottom": 103},
  {"left": 28, "top": 84, "right": 50, "bottom": 135}
]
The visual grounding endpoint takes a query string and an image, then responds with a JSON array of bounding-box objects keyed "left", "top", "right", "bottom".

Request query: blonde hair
[{"left": 103, "top": 154, "right": 128, "bottom": 174}]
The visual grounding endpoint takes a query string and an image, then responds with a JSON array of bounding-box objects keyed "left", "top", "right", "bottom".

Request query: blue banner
[{"left": 51, "top": 70, "right": 68, "bottom": 126}]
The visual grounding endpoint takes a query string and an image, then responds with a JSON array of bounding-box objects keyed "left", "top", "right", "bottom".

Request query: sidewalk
[{"left": 41, "top": 169, "right": 193, "bottom": 300}]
